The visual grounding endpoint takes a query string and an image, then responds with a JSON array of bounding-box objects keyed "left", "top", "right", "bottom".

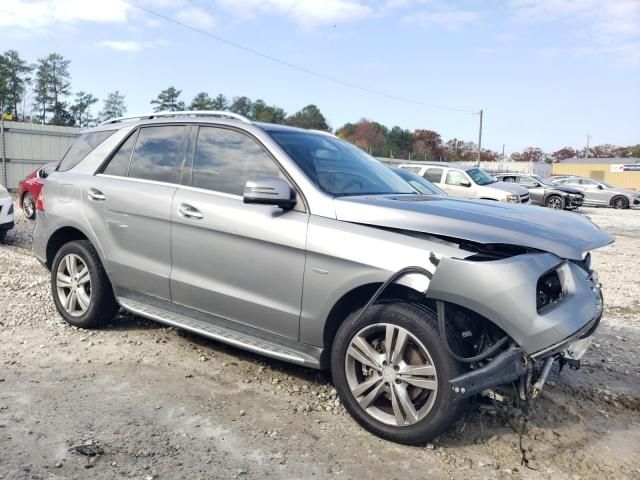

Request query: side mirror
[
  {"left": 243, "top": 176, "right": 296, "bottom": 210},
  {"left": 597, "top": 184, "right": 604, "bottom": 190},
  {"left": 38, "top": 169, "right": 48, "bottom": 179},
  {"left": 460, "top": 179, "right": 471, "bottom": 187}
]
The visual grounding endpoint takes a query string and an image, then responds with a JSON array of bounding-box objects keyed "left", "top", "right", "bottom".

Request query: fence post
[{"left": 1, "top": 118, "right": 6, "bottom": 187}]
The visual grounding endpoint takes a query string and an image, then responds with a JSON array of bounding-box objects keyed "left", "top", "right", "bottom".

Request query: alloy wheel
[
  {"left": 344, "top": 323, "right": 438, "bottom": 427},
  {"left": 547, "top": 197, "right": 562, "bottom": 209},
  {"left": 56, "top": 253, "right": 91, "bottom": 317},
  {"left": 613, "top": 197, "right": 626, "bottom": 209},
  {"left": 24, "top": 194, "right": 35, "bottom": 218}
]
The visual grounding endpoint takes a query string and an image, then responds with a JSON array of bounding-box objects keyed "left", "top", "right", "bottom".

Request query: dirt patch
[{"left": 1, "top": 204, "right": 639, "bottom": 479}]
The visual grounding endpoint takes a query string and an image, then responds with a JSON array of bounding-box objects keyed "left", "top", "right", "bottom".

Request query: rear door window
[
  {"left": 424, "top": 168, "right": 443, "bottom": 183},
  {"left": 128, "top": 126, "right": 187, "bottom": 184},
  {"left": 191, "top": 127, "right": 280, "bottom": 196},
  {"left": 102, "top": 131, "right": 138, "bottom": 177},
  {"left": 57, "top": 130, "right": 116, "bottom": 171}
]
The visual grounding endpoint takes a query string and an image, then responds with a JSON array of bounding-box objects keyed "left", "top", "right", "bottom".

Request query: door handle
[
  {"left": 178, "top": 203, "right": 203, "bottom": 220},
  {"left": 88, "top": 188, "right": 106, "bottom": 201}
]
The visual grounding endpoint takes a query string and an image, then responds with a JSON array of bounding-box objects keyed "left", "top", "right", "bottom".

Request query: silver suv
[{"left": 33, "top": 111, "right": 612, "bottom": 444}]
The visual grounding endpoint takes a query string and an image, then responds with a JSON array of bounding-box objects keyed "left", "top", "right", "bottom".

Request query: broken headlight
[{"left": 536, "top": 269, "right": 564, "bottom": 312}]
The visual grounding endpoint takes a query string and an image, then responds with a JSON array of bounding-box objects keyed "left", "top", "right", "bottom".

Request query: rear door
[
  {"left": 83, "top": 124, "right": 188, "bottom": 300},
  {"left": 423, "top": 167, "right": 444, "bottom": 186},
  {"left": 169, "top": 126, "right": 308, "bottom": 340}
]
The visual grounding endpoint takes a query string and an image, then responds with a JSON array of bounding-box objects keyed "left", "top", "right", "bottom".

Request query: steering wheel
[{"left": 342, "top": 179, "right": 364, "bottom": 193}]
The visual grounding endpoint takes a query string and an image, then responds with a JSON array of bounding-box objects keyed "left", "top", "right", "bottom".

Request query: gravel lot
[{"left": 1, "top": 196, "right": 639, "bottom": 480}]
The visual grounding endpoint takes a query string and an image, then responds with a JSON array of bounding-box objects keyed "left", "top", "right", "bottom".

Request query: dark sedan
[{"left": 494, "top": 173, "right": 583, "bottom": 210}]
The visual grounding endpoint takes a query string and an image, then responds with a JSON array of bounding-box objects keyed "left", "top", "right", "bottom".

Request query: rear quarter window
[{"left": 57, "top": 130, "right": 116, "bottom": 172}]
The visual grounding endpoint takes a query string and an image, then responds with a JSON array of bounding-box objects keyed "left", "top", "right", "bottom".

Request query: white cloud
[
  {"left": 215, "top": 0, "right": 372, "bottom": 27},
  {"left": 94, "top": 39, "right": 168, "bottom": 53},
  {"left": 405, "top": 7, "right": 480, "bottom": 30},
  {"left": 508, "top": 0, "right": 640, "bottom": 67},
  {"left": 175, "top": 7, "right": 216, "bottom": 29},
  {"left": 0, "top": 0, "right": 131, "bottom": 29}
]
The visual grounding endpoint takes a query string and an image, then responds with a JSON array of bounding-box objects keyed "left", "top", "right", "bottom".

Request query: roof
[
  {"left": 400, "top": 161, "right": 475, "bottom": 170},
  {"left": 561, "top": 157, "right": 640, "bottom": 164}
]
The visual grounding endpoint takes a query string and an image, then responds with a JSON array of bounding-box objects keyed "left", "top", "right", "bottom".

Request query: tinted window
[
  {"left": 57, "top": 130, "right": 116, "bottom": 171},
  {"left": 518, "top": 176, "right": 537, "bottom": 187},
  {"left": 424, "top": 168, "right": 443, "bottom": 183},
  {"left": 103, "top": 131, "right": 137, "bottom": 177},
  {"left": 445, "top": 170, "right": 468, "bottom": 186},
  {"left": 128, "top": 126, "right": 186, "bottom": 184},
  {"left": 402, "top": 166, "right": 422, "bottom": 174},
  {"left": 193, "top": 127, "right": 280, "bottom": 195},
  {"left": 580, "top": 179, "right": 597, "bottom": 185}
]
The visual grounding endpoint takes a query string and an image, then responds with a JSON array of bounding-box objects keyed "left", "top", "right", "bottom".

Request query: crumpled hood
[
  {"left": 553, "top": 185, "right": 583, "bottom": 195},
  {"left": 334, "top": 195, "right": 614, "bottom": 260},
  {"left": 489, "top": 181, "right": 529, "bottom": 195}
]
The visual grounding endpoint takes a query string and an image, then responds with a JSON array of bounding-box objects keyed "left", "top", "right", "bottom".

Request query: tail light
[{"left": 36, "top": 190, "right": 45, "bottom": 212}]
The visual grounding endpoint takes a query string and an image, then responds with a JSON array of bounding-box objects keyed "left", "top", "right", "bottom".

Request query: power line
[{"left": 121, "top": 0, "right": 477, "bottom": 114}]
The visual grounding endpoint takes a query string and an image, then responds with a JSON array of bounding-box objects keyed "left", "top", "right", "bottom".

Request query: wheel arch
[{"left": 45, "top": 226, "right": 93, "bottom": 270}]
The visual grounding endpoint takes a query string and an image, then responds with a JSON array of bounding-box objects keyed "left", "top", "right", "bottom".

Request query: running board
[{"left": 117, "top": 291, "right": 323, "bottom": 369}]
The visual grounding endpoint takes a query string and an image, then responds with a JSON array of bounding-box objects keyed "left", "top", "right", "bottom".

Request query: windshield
[
  {"left": 467, "top": 168, "right": 496, "bottom": 185},
  {"left": 392, "top": 168, "right": 444, "bottom": 195},
  {"left": 268, "top": 131, "right": 415, "bottom": 196},
  {"left": 531, "top": 174, "right": 554, "bottom": 187}
]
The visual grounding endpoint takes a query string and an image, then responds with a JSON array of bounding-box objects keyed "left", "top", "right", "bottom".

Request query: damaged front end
[{"left": 427, "top": 250, "right": 603, "bottom": 402}]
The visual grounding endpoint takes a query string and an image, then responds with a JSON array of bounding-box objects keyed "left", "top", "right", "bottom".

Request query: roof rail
[{"left": 98, "top": 110, "right": 252, "bottom": 126}]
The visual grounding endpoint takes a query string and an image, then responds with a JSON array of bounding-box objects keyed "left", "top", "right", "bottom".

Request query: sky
[{"left": 0, "top": 0, "right": 639, "bottom": 153}]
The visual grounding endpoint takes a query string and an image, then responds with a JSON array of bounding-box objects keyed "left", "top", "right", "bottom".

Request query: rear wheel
[
  {"left": 51, "top": 240, "right": 118, "bottom": 328},
  {"left": 331, "top": 302, "right": 465, "bottom": 444},
  {"left": 611, "top": 196, "right": 628, "bottom": 209},
  {"left": 545, "top": 195, "right": 564, "bottom": 209},
  {"left": 22, "top": 192, "right": 36, "bottom": 220}
]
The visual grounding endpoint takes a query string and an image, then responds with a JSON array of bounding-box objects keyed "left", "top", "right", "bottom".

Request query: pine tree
[{"left": 150, "top": 86, "right": 185, "bottom": 112}]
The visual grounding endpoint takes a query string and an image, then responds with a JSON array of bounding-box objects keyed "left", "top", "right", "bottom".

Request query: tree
[
  {"left": 511, "top": 147, "right": 545, "bottom": 163},
  {"left": 551, "top": 147, "right": 576, "bottom": 162},
  {"left": 99, "top": 90, "right": 127, "bottom": 122},
  {"left": 50, "top": 101, "right": 75, "bottom": 126},
  {"left": 411, "top": 129, "right": 443, "bottom": 160},
  {"left": 211, "top": 94, "right": 229, "bottom": 110},
  {"left": 189, "top": 92, "right": 214, "bottom": 110},
  {"left": 385, "top": 126, "right": 412, "bottom": 158},
  {"left": 335, "top": 122, "right": 357, "bottom": 140},
  {"left": 32, "top": 53, "right": 71, "bottom": 124},
  {"left": 70, "top": 91, "right": 99, "bottom": 128},
  {"left": 0, "top": 50, "right": 32, "bottom": 119},
  {"left": 250, "top": 99, "right": 286, "bottom": 123},
  {"left": 150, "top": 86, "right": 185, "bottom": 112},
  {"left": 286, "top": 104, "right": 330, "bottom": 131},
  {"left": 229, "top": 96, "right": 253, "bottom": 117},
  {"left": 349, "top": 119, "right": 386, "bottom": 153}
]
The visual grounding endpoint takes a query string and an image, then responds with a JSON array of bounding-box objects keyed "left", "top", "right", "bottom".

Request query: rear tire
[
  {"left": 331, "top": 301, "right": 466, "bottom": 444},
  {"left": 611, "top": 196, "right": 628, "bottom": 209},
  {"left": 51, "top": 240, "right": 118, "bottom": 328},
  {"left": 545, "top": 195, "right": 564, "bottom": 210},
  {"left": 22, "top": 192, "right": 36, "bottom": 220}
]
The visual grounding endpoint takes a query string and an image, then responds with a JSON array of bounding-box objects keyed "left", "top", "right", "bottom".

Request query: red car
[{"left": 18, "top": 162, "right": 58, "bottom": 220}]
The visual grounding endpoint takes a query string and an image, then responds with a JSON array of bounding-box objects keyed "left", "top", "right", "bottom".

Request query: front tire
[
  {"left": 611, "top": 196, "right": 629, "bottom": 209},
  {"left": 51, "top": 240, "right": 119, "bottom": 328},
  {"left": 545, "top": 195, "right": 564, "bottom": 210},
  {"left": 22, "top": 192, "right": 36, "bottom": 220},
  {"left": 331, "top": 302, "right": 466, "bottom": 444}
]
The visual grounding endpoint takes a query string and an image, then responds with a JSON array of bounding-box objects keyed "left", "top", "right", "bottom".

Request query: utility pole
[
  {"left": 476, "top": 109, "right": 483, "bottom": 166},
  {"left": 501, "top": 144, "right": 505, "bottom": 162},
  {"left": 584, "top": 134, "right": 591, "bottom": 159}
]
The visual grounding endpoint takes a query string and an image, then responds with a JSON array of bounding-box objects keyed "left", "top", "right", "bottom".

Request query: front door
[
  {"left": 441, "top": 169, "right": 473, "bottom": 197},
  {"left": 170, "top": 126, "right": 308, "bottom": 340}
]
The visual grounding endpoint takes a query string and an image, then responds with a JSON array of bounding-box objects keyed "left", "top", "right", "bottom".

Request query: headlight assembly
[{"left": 506, "top": 194, "right": 520, "bottom": 203}]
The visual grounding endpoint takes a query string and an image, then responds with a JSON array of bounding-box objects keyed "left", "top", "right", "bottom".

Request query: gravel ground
[{"left": 1, "top": 196, "right": 639, "bottom": 480}]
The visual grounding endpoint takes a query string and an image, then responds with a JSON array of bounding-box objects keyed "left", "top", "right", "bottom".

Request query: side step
[{"left": 117, "top": 292, "right": 323, "bottom": 369}]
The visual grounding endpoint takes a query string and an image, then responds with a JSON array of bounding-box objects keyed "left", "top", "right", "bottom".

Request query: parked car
[
  {"left": 33, "top": 111, "right": 612, "bottom": 444},
  {"left": 399, "top": 162, "right": 530, "bottom": 203},
  {"left": 0, "top": 183, "right": 15, "bottom": 242},
  {"left": 18, "top": 161, "right": 58, "bottom": 220},
  {"left": 547, "top": 175, "right": 578, "bottom": 184},
  {"left": 391, "top": 167, "right": 446, "bottom": 195},
  {"left": 555, "top": 177, "right": 640, "bottom": 209},
  {"left": 494, "top": 173, "right": 584, "bottom": 210}
]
